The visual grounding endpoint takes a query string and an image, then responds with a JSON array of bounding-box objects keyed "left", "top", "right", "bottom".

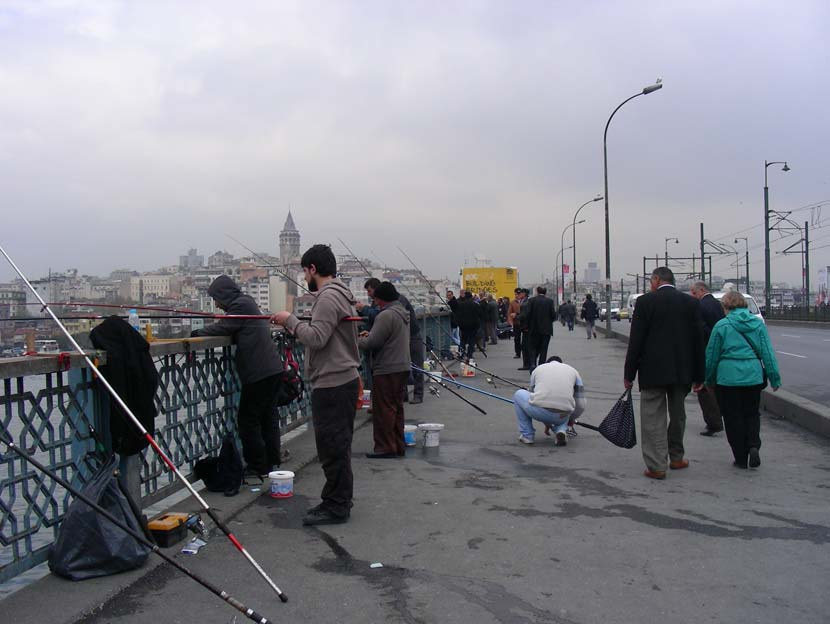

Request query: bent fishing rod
[
  {"left": 0, "top": 433, "right": 275, "bottom": 624},
  {"left": 411, "top": 364, "right": 486, "bottom": 414},
  {"left": 0, "top": 244, "right": 288, "bottom": 603}
]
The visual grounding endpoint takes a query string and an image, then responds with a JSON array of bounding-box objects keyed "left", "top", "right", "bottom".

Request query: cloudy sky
[{"left": 1, "top": 1, "right": 828, "bottom": 290}]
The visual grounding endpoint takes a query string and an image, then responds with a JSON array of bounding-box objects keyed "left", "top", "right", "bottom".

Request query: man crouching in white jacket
[{"left": 513, "top": 356, "right": 586, "bottom": 447}]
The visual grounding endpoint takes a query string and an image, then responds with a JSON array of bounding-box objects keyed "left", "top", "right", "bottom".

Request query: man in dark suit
[
  {"left": 524, "top": 286, "right": 557, "bottom": 372},
  {"left": 624, "top": 267, "right": 705, "bottom": 480},
  {"left": 690, "top": 281, "right": 725, "bottom": 436}
]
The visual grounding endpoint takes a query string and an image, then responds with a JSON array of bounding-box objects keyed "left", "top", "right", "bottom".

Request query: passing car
[
  {"left": 711, "top": 291, "right": 764, "bottom": 323},
  {"left": 599, "top": 307, "right": 620, "bottom": 321}
]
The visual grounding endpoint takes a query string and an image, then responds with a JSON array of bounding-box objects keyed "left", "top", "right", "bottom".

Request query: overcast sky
[{"left": 1, "top": 1, "right": 828, "bottom": 290}]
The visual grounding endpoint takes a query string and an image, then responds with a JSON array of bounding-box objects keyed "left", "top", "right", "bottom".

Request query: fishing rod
[
  {"left": 226, "top": 234, "right": 311, "bottom": 295},
  {"left": 0, "top": 245, "right": 289, "bottom": 603},
  {"left": 447, "top": 353, "right": 527, "bottom": 390},
  {"left": 413, "top": 366, "right": 515, "bottom": 405},
  {"left": 338, "top": 239, "right": 487, "bottom": 415},
  {"left": 0, "top": 433, "right": 275, "bottom": 624},
  {"left": 396, "top": 245, "right": 452, "bottom": 309},
  {"left": 412, "top": 364, "right": 486, "bottom": 414}
]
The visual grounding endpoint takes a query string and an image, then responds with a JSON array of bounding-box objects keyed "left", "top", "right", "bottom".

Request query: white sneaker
[{"left": 518, "top": 435, "right": 534, "bottom": 445}]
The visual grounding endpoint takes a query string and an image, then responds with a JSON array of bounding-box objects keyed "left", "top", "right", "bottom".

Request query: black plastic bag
[
  {"left": 193, "top": 434, "right": 243, "bottom": 496},
  {"left": 48, "top": 455, "right": 151, "bottom": 580},
  {"left": 578, "top": 388, "right": 637, "bottom": 449}
]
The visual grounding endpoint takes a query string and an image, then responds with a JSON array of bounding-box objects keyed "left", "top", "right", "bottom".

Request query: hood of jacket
[
  {"left": 379, "top": 300, "right": 410, "bottom": 326},
  {"left": 726, "top": 308, "right": 764, "bottom": 334},
  {"left": 318, "top": 278, "right": 357, "bottom": 306},
  {"left": 208, "top": 275, "right": 242, "bottom": 307}
]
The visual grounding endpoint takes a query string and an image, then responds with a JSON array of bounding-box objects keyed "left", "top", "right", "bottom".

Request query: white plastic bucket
[
  {"left": 268, "top": 470, "right": 295, "bottom": 498},
  {"left": 404, "top": 425, "right": 418, "bottom": 447},
  {"left": 418, "top": 423, "right": 445, "bottom": 447}
]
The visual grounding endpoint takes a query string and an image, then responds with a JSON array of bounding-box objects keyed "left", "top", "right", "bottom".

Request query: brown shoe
[
  {"left": 669, "top": 459, "right": 689, "bottom": 470},
  {"left": 643, "top": 469, "right": 666, "bottom": 480}
]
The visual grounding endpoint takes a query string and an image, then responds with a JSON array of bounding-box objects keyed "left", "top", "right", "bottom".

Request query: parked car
[{"left": 600, "top": 307, "right": 620, "bottom": 321}]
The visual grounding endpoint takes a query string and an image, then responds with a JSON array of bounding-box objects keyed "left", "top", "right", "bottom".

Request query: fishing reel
[{"left": 429, "top": 385, "right": 441, "bottom": 398}]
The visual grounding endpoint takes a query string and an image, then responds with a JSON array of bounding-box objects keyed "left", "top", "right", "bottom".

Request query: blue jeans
[{"left": 513, "top": 389, "right": 570, "bottom": 440}]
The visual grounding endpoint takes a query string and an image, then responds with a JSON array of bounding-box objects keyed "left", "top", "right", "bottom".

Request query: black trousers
[
  {"left": 459, "top": 327, "right": 478, "bottom": 360},
  {"left": 715, "top": 385, "right": 763, "bottom": 467},
  {"left": 311, "top": 378, "right": 360, "bottom": 517},
  {"left": 408, "top": 337, "right": 425, "bottom": 399},
  {"left": 513, "top": 323, "right": 522, "bottom": 356},
  {"left": 527, "top": 333, "right": 551, "bottom": 370},
  {"left": 238, "top": 375, "right": 281, "bottom": 473}
]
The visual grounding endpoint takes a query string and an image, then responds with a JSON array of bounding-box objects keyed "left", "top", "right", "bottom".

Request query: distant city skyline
[{"left": 1, "top": 2, "right": 827, "bottom": 288}]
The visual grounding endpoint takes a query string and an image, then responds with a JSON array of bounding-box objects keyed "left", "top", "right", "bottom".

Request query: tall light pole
[
  {"left": 572, "top": 195, "right": 603, "bottom": 296},
  {"left": 603, "top": 79, "right": 663, "bottom": 333},
  {"left": 735, "top": 236, "right": 749, "bottom": 292},
  {"left": 664, "top": 237, "right": 679, "bottom": 265},
  {"left": 555, "top": 245, "right": 574, "bottom": 303},
  {"left": 764, "top": 160, "right": 790, "bottom": 312},
  {"left": 561, "top": 220, "right": 585, "bottom": 303}
]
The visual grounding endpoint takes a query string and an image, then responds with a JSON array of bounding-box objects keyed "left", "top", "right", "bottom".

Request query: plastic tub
[
  {"left": 268, "top": 470, "right": 295, "bottom": 498},
  {"left": 417, "top": 423, "right": 445, "bottom": 447}
]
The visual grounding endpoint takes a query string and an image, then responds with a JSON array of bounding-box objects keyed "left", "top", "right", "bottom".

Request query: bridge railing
[
  {"left": 764, "top": 305, "right": 830, "bottom": 322},
  {"left": 0, "top": 312, "right": 450, "bottom": 584}
]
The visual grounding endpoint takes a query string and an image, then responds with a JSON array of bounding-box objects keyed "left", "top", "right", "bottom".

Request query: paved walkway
[{"left": 5, "top": 326, "right": 830, "bottom": 623}]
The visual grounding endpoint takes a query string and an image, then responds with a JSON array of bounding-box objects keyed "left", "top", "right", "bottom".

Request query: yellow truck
[{"left": 461, "top": 267, "right": 519, "bottom": 300}]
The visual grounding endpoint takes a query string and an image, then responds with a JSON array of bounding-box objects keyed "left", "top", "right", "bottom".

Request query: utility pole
[
  {"left": 699, "top": 223, "right": 705, "bottom": 282},
  {"left": 805, "top": 220, "right": 810, "bottom": 309}
]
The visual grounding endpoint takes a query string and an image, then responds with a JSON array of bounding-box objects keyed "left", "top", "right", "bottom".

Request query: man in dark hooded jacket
[{"left": 191, "top": 275, "right": 283, "bottom": 477}]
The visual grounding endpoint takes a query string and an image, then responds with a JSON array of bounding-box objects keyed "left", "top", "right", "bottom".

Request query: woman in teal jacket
[{"left": 705, "top": 291, "right": 781, "bottom": 469}]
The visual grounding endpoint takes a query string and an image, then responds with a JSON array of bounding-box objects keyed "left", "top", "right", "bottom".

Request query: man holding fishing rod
[
  {"left": 191, "top": 275, "right": 283, "bottom": 478},
  {"left": 270, "top": 244, "right": 361, "bottom": 526}
]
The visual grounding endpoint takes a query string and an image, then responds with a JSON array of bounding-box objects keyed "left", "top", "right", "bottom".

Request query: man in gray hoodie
[
  {"left": 191, "top": 275, "right": 283, "bottom": 477},
  {"left": 271, "top": 244, "right": 361, "bottom": 526},
  {"left": 358, "top": 282, "right": 411, "bottom": 458}
]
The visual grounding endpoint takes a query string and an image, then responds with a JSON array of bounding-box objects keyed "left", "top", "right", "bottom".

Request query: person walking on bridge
[
  {"left": 624, "top": 267, "right": 705, "bottom": 480},
  {"left": 704, "top": 291, "right": 781, "bottom": 469},
  {"left": 525, "top": 286, "right": 557, "bottom": 371},
  {"left": 690, "top": 281, "right": 725, "bottom": 436},
  {"left": 580, "top": 294, "right": 599, "bottom": 339}
]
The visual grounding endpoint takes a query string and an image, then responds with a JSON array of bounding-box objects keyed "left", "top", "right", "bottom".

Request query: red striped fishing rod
[
  {"left": 0, "top": 244, "right": 289, "bottom": 603},
  {"left": 4, "top": 303, "right": 361, "bottom": 322},
  {"left": 0, "top": 432, "right": 276, "bottom": 624}
]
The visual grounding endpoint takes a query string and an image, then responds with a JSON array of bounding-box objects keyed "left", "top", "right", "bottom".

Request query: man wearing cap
[{"left": 358, "top": 282, "right": 411, "bottom": 458}]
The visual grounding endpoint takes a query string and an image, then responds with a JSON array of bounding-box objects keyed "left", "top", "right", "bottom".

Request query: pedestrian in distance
[
  {"left": 690, "top": 281, "right": 726, "bottom": 436},
  {"left": 580, "top": 294, "right": 599, "bottom": 339},
  {"left": 623, "top": 267, "right": 705, "bottom": 480},
  {"left": 454, "top": 291, "right": 481, "bottom": 361},
  {"left": 524, "top": 286, "right": 557, "bottom": 372},
  {"left": 508, "top": 288, "right": 525, "bottom": 359},
  {"left": 513, "top": 356, "right": 586, "bottom": 447},
  {"left": 704, "top": 291, "right": 781, "bottom": 469},
  {"left": 358, "top": 282, "right": 411, "bottom": 458},
  {"left": 446, "top": 290, "right": 460, "bottom": 346},
  {"left": 565, "top": 300, "right": 576, "bottom": 331},
  {"left": 270, "top": 244, "right": 361, "bottom": 526},
  {"left": 191, "top": 275, "right": 283, "bottom": 479},
  {"left": 486, "top": 294, "right": 499, "bottom": 345}
]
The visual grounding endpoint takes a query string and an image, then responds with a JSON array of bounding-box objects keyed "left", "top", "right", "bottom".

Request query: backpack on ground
[{"left": 193, "top": 434, "right": 244, "bottom": 496}]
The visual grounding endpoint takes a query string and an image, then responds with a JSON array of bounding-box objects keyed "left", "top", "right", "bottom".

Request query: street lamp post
[
  {"left": 764, "top": 160, "right": 790, "bottom": 312},
  {"left": 664, "top": 237, "right": 679, "bottom": 265},
  {"left": 561, "top": 220, "right": 585, "bottom": 303},
  {"left": 735, "top": 236, "right": 749, "bottom": 293},
  {"left": 572, "top": 195, "right": 603, "bottom": 296},
  {"left": 603, "top": 80, "right": 663, "bottom": 333},
  {"left": 555, "top": 245, "right": 574, "bottom": 303}
]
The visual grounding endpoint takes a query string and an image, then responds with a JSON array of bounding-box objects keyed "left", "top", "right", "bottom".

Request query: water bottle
[{"left": 128, "top": 309, "right": 140, "bottom": 331}]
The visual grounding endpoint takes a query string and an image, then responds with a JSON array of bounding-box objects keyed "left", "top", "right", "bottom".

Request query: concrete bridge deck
[{"left": 4, "top": 326, "right": 829, "bottom": 623}]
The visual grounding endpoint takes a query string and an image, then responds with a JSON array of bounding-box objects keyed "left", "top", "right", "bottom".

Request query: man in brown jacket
[
  {"left": 271, "top": 244, "right": 360, "bottom": 526},
  {"left": 508, "top": 288, "right": 525, "bottom": 359}
]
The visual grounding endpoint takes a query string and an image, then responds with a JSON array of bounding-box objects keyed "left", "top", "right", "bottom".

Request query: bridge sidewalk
[{"left": 4, "top": 326, "right": 830, "bottom": 623}]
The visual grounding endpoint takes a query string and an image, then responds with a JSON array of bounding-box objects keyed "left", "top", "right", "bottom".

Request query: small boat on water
[{"left": 34, "top": 339, "right": 60, "bottom": 354}]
